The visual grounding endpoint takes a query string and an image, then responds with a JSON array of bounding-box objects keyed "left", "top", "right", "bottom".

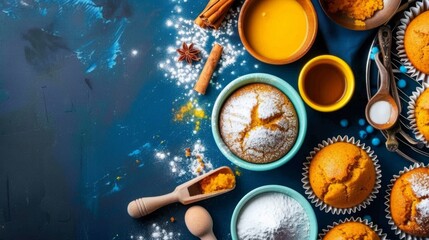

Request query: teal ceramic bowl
[
  {"left": 230, "top": 185, "right": 318, "bottom": 240},
  {"left": 211, "top": 73, "right": 307, "bottom": 171}
]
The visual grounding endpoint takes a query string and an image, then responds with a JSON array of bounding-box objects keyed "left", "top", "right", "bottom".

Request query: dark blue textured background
[{"left": 0, "top": 0, "right": 426, "bottom": 239}]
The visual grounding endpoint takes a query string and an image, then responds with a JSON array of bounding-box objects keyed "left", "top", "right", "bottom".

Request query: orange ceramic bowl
[{"left": 238, "top": 0, "right": 318, "bottom": 65}]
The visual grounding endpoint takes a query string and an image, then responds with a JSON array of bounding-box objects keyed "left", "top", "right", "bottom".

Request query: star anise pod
[{"left": 177, "top": 42, "right": 201, "bottom": 64}]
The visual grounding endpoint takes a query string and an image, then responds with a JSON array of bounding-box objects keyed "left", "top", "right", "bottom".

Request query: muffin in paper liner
[
  {"left": 407, "top": 82, "right": 429, "bottom": 148},
  {"left": 396, "top": 0, "right": 429, "bottom": 82},
  {"left": 301, "top": 135, "right": 382, "bottom": 215},
  {"left": 385, "top": 162, "right": 429, "bottom": 240},
  {"left": 318, "top": 217, "right": 387, "bottom": 240}
]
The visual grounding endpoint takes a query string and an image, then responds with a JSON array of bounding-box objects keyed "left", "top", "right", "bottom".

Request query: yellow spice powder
[
  {"left": 327, "top": 0, "right": 383, "bottom": 21},
  {"left": 200, "top": 172, "right": 236, "bottom": 193}
]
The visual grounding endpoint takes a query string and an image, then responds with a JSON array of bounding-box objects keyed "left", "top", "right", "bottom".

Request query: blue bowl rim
[
  {"left": 211, "top": 73, "right": 307, "bottom": 171},
  {"left": 230, "top": 185, "right": 318, "bottom": 240}
]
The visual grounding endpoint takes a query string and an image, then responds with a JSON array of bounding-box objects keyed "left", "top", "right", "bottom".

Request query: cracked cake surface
[
  {"left": 219, "top": 83, "right": 298, "bottom": 164},
  {"left": 390, "top": 167, "right": 429, "bottom": 237},
  {"left": 308, "top": 142, "right": 376, "bottom": 208}
]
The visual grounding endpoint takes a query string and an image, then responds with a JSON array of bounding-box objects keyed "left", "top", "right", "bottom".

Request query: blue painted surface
[{"left": 0, "top": 0, "right": 425, "bottom": 239}]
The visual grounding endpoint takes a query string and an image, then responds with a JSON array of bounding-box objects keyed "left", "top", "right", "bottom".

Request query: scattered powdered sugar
[
  {"left": 161, "top": 1, "right": 249, "bottom": 134},
  {"left": 130, "top": 222, "right": 181, "bottom": 240},
  {"left": 156, "top": 139, "right": 213, "bottom": 179},
  {"left": 416, "top": 199, "right": 429, "bottom": 226},
  {"left": 409, "top": 173, "right": 429, "bottom": 198},
  {"left": 237, "top": 192, "right": 310, "bottom": 240},
  {"left": 159, "top": 3, "right": 246, "bottom": 95}
]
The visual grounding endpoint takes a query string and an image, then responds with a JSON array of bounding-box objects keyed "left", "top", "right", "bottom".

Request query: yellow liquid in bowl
[{"left": 244, "top": 0, "right": 309, "bottom": 60}]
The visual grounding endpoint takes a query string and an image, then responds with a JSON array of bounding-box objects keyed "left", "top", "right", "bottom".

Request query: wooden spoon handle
[
  {"left": 201, "top": 232, "right": 217, "bottom": 240},
  {"left": 127, "top": 192, "right": 179, "bottom": 218}
]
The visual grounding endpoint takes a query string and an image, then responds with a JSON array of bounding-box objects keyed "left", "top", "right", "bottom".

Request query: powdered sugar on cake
[
  {"left": 219, "top": 83, "right": 298, "bottom": 163},
  {"left": 409, "top": 173, "right": 429, "bottom": 198},
  {"left": 409, "top": 172, "right": 429, "bottom": 227}
]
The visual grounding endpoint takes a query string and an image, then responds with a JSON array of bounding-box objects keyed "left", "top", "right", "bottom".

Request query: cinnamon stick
[
  {"left": 195, "top": 0, "right": 217, "bottom": 28},
  {"left": 195, "top": 0, "right": 234, "bottom": 30},
  {"left": 194, "top": 43, "right": 223, "bottom": 95},
  {"left": 204, "top": 0, "right": 233, "bottom": 23}
]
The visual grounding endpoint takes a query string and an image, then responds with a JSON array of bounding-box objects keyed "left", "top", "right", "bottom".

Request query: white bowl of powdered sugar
[{"left": 230, "top": 185, "right": 318, "bottom": 240}]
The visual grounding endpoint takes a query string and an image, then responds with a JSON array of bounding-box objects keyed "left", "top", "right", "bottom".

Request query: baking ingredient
[
  {"left": 185, "top": 148, "right": 191, "bottom": 157},
  {"left": 200, "top": 170, "right": 235, "bottom": 193},
  {"left": 369, "top": 100, "right": 392, "bottom": 124},
  {"left": 194, "top": 43, "right": 223, "bottom": 94},
  {"left": 243, "top": 0, "right": 308, "bottom": 60},
  {"left": 195, "top": 0, "right": 234, "bottom": 29},
  {"left": 167, "top": 139, "right": 214, "bottom": 178},
  {"left": 185, "top": 206, "right": 217, "bottom": 240},
  {"left": 303, "top": 63, "right": 346, "bottom": 106},
  {"left": 177, "top": 42, "right": 201, "bottom": 64},
  {"left": 236, "top": 192, "right": 310, "bottom": 240},
  {"left": 326, "top": 0, "right": 383, "bottom": 21},
  {"left": 160, "top": 5, "right": 243, "bottom": 91},
  {"left": 416, "top": 198, "right": 429, "bottom": 226},
  {"left": 174, "top": 100, "right": 207, "bottom": 134}
]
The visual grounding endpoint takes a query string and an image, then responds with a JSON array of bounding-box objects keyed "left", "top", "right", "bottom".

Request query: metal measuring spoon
[
  {"left": 377, "top": 26, "right": 400, "bottom": 151},
  {"left": 365, "top": 51, "right": 399, "bottom": 131},
  {"left": 378, "top": 26, "right": 424, "bottom": 151}
]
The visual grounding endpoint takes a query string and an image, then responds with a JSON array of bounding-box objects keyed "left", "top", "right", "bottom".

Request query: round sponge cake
[
  {"left": 219, "top": 83, "right": 298, "bottom": 164},
  {"left": 404, "top": 10, "right": 429, "bottom": 75},
  {"left": 390, "top": 167, "right": 429, "bottom": 237},
  {"left": 323, "top": 222, "right": 380, "bottom": 240},
  {"left": 309, "top": 142, "right": 376, "bottom": 208},
  {"left": 415, "top": 88, "right": 429, "bottom": 142}
]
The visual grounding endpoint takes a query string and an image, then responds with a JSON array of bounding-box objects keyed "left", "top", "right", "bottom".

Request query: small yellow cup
[{"left": 298, "top": 55, "right": 355, "bottom": 112}]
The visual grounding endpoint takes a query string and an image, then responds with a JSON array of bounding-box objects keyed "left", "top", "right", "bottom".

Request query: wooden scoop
[{"left": 127, "top": 166, "right": 235, "bottom": 218}]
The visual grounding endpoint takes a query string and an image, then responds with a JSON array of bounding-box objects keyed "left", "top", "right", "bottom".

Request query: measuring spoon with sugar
[
  {"left": 127, "top": 166, "right": 235, "bottom": 218},
  {"left": 365, "top": 52, "right": 399, "bottom": 130}
]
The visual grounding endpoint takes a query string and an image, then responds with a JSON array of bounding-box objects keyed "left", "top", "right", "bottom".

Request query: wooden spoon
[
  {"left": 185, "top": 206, "right": 217, "bottom": 240},
  {"left": 127, "top": 166, "right": 235, "bottom": 218},
  {"left": 365, "top": 52, "right": 399, "bottom": 130}
]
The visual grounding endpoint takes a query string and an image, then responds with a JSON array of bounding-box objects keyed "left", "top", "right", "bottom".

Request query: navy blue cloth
[{"left": 311, "top": 0, "right": 375, "bottom": 63}]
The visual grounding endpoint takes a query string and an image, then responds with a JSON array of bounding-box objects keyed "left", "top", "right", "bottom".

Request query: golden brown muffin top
[
  {"left": 390, "top": 167, "right": 429, "bottom": 237},
  {"left": 415, "top": 88, "right": 429, "bottom": 141},
  {"left": 309, "top": 142, "right": 376, "bottom": 208},
  {"left": 404, "top": 11, "right": 429, "bottom": 75},
  {"left": 323, "top": 222, "right": 380, "bottom": 240}
]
